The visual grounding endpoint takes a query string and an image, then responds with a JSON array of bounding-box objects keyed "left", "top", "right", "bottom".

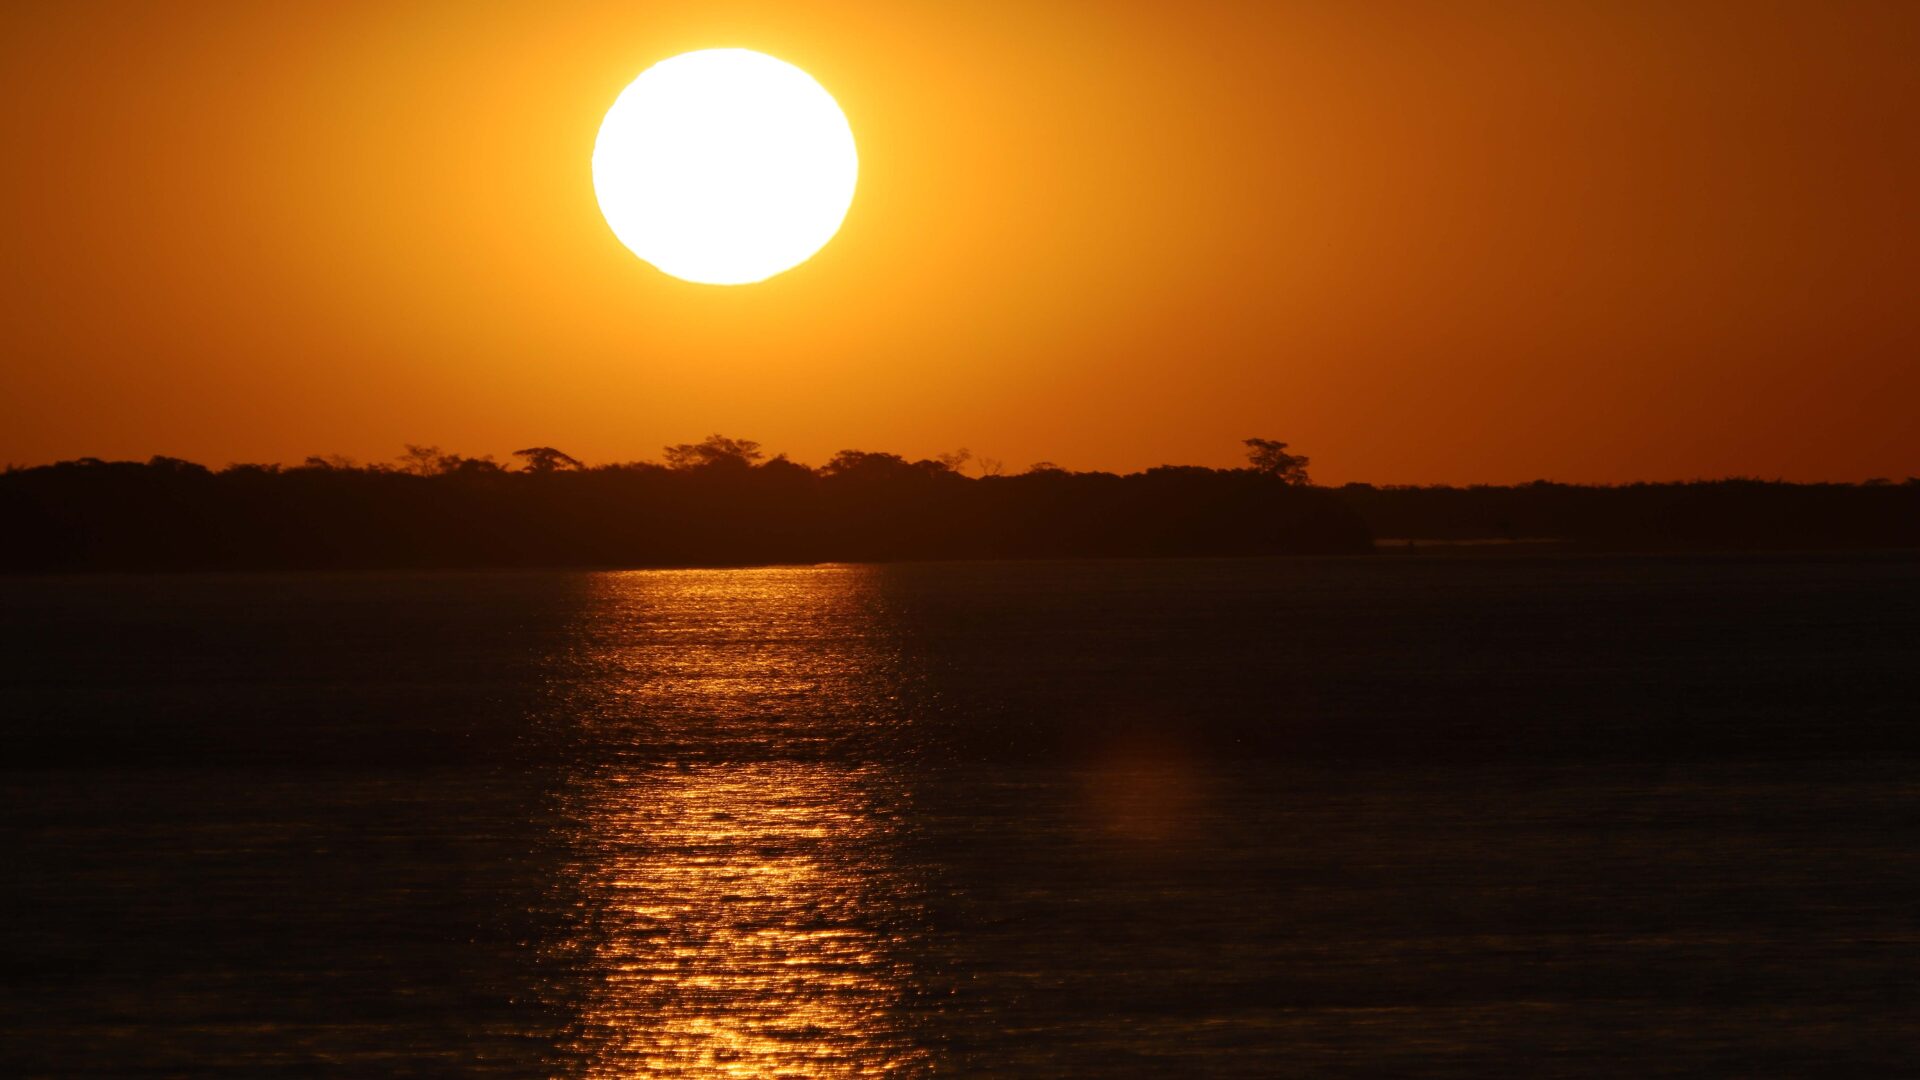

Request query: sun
[{"left": 592, "top": 49, "right": 858, "bottom": 286}]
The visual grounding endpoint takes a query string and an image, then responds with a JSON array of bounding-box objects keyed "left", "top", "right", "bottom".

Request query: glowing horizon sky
[{"left": 2, "top": 1, "right": 1915, "bottom": 483}]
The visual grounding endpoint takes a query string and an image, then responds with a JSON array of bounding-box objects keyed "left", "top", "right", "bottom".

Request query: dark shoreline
[
  {"left": 6, "top": 544, "right": 1919, "bottom": 578},
  {"left": 4, "top": 454, "right": 1914, "bottom": 573}
]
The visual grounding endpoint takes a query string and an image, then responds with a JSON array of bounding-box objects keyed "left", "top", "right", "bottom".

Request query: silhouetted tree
[
  {"left": 301, "top": 454, "right": 358, "bottom": 471},
  {"left": 821, "top": 450, "right": 913, "bottom": 478},
  {"left": 397, "top": 444, "right": 453, "bottom": 477},
  {"left": 444, "top": 454, "right": 506, "bottom": 476},
  {"left": 513, "top": 447, "right": 583, "bottom": 474},
  {"left": 1243, "top": 438, "right": 1312, "bottom": 486},
  {"left": 148, "top": 456, "right": 211, "bottom": 476},
  {"left": 663, "top": 434, "right": 764, "bottom": 470}
]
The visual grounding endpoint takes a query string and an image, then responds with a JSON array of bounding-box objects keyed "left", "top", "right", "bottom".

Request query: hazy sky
[{"left": 3, "top": 1, "right": 1915, "bottom": 483}]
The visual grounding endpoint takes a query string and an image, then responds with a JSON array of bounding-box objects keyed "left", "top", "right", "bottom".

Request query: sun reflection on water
[{"left": 552, "top": 568, "right": 929, "bottom": 1077}]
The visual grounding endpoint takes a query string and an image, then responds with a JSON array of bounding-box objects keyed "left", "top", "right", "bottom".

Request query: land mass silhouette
[{"left": 2, "top": 436, "right": 1913, "bottom": 571}]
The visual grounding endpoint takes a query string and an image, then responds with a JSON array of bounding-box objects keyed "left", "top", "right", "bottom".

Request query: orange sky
[{"left": 3, "top": 1, "right": 1915, "bottom": 483}]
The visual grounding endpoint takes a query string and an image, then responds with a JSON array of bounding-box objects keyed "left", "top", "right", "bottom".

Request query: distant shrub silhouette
[
  {"left": 512, "top": 447, "right": 583, "bottom": 473},
  {"left": 1243, "top": 438, "right": 1312, "bottom": 485},
  {"left": 662, "top": 435, "right": 764, "bottom": 470}
]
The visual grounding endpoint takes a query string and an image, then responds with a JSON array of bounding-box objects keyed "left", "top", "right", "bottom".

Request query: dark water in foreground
[{"left": 3, "top": 554, "right": 1919, "bottom": 1075}]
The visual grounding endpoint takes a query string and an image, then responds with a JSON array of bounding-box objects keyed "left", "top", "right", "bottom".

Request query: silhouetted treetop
[
  {"left": 1244, "top": 438, "right": 1311, "bottom": 485},
  {"left": 820, "top": 450, "right": 965, "bottom": 481},
  {"left": 513, "top": 447, "right": 583, "bottom": 473},
  {"left": 664, "top": 435, "right": 763, "bottom": 470},
  {"left": 397, "top": 444, "right": 448, "bottom": 477}
]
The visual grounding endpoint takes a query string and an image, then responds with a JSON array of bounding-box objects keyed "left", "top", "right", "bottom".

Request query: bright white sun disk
[{"left": 592, "top": 49, "right": 858, "bottom": 285}]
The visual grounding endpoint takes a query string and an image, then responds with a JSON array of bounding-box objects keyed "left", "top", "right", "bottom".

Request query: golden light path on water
[{"left": 550, "top": 567, "right": 930, "bottom": 1077}]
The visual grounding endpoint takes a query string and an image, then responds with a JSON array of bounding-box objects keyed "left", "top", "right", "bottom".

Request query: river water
[{"left": 3, "top": 554, "right": 1917, "bottom": 1074}]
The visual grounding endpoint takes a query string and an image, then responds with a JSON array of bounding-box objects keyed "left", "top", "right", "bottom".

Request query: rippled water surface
[{"left": 4, "top": 555, "right": 1919, "bottom": 1075}]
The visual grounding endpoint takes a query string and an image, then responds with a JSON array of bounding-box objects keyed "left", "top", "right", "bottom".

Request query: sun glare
[{"left": 592, "top": 49, "right": 859, "bottom": 286}]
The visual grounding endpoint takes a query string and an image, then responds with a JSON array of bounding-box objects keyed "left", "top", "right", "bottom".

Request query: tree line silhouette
[
  {"left": 0, "top": 437, "right": 1362, "bottom": 571},
  {"left": 2, "top": 437, "right": 1912, "bottom": 571},
  {"left": 1342, "top": 477, "right": 1919, "bottom": 551}
]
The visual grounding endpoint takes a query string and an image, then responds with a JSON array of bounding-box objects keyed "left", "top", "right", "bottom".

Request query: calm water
[{"left": 3, "top": 554, "right": 1919, "bottom": 1075}]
